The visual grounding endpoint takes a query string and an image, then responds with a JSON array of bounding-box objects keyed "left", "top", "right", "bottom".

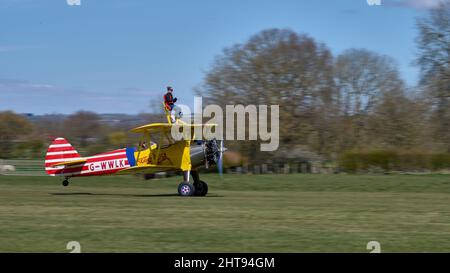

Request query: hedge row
[{"left": 339, "top": 150, "right": 450, "bottom": 172}]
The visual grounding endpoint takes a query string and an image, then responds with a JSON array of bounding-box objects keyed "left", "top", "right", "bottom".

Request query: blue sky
[{"left": 0, "top": 0, "right": 445, "bottom": 114}]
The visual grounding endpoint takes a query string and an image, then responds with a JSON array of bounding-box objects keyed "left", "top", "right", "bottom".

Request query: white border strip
[
  {"left": 46, "top": 151, "right": 79, "bottom": 156},
  {"left": 45, "top": 157, "right": 84, "bottom": 163},
  {"left": 87, "top": 152, "right": 126, "bottom": 160},
  {"left": 49, "top": 144, "right": 72, "bottom": 148}
]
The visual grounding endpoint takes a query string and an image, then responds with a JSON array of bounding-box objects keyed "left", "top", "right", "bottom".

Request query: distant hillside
[{"left": 22, "top": 112, "right": 164, "bottom": 129}]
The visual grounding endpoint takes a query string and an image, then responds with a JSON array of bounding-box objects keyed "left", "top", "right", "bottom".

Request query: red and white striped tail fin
[{"left": 45, "top": 138, "right": 81, "bottom": 175}]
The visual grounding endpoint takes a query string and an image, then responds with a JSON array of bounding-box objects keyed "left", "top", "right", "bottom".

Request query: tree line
[
  {"left": 0, "top": 111, "right": 162, "bottom": 159},
  {"left": 197, "top": 3, "right": 450, "bottom": 170},
  {"left": 1, "top": 4, "right": 449, "bottom": 171}
]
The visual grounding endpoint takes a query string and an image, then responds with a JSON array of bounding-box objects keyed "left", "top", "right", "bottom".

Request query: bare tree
[
  {"left": 416, "top": 2, "right": 450, "bottom": 151},
  {"left": 199, "top": 29, "right": 337, "bottom": 162},
  {"left": 334, "top": 49, "right": 406, "bottom": 151},
  {"left": 63, "top": 111, "right": 102, "bottom": 147},
  {"left": 367, "top": 90, "right": 425, "bottom": 149},
  {"left": 335, "top": 49, "right": 404, "bottom": 116}
]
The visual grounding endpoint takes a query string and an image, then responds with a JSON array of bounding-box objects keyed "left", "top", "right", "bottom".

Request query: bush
[
  {"left": 11, "top": 139, "right": 45, "bottom": 159},
  {"left": 430, "top": 154, "right": 450, "bottom": 170},
  {"left": 339, "top": 150, "right": 450, "bottom": 172}
]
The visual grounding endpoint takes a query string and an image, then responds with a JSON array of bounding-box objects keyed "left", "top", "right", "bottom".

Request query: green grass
[{"left": 0, "top": 173, "right": 449, "bottom": 252}]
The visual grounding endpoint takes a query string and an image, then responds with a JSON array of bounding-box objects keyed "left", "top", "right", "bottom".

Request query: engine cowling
[{"left": 190, "top": 139, "right": 222, "bottom": 169}]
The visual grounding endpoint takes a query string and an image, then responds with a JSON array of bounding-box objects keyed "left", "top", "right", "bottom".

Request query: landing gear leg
[
  {"left": 192, "top": 170, "right": 208, "bottom": 197},
  {"left": 62, "top": 177, "right": 69, "bottom": 187}
]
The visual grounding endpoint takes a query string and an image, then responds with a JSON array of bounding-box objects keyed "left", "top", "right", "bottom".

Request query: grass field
[{"left": 0, "top": 173, "right": 449, "bottom": 252}]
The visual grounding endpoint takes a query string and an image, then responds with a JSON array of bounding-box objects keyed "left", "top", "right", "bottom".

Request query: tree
[
  {"left": 335, "top": 49, "right": 404, "bottom": 116},
  {"left": 334, "top": 49, "right": 407, "bottom": 151},
  {"left": 63, "top": 111, "right": 102, "bottom": 147},
  {"left": 32, "top": 114, "right": 65, "bottom": 140},
  {"left": 108, "top": 131, "right": 128, "bottom": 146},
  {"left": 0, "top": 111, "right": 34, "bottom": 158},
  {"left": 367, "top": 90, "right": 425, "bottom": 149},
  {"left": 198, "top": 29, "right": 337, "bottom": 162},
  {"left": 416, "top": 2, "right": 450, "bottom": 151}
]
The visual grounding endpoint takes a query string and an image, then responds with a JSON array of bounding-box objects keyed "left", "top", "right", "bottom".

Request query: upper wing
[
  {"left": 51, "top": 159, "right": 87, "bottom": 167},
  {"left": 130, "top": 123, "right": 172, "bottom": 133},
  {"left": 130, "top": 122, "right": 217, "bottom": 134}
]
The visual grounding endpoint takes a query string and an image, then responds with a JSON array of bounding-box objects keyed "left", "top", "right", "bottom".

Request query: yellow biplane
[{"left": 44, "top": 103, "right": 225, "bottom": 197}]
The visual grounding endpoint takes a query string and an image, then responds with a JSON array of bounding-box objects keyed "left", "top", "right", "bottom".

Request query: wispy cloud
[
  {"left": 0, "top": 79, "right": 157, "bottom": 114},
  {"left": 385, "top": 0, "right": 449, "bottom": 9},
  {"left": 0, "top": 79, "right": 58, "bottom": 92}
]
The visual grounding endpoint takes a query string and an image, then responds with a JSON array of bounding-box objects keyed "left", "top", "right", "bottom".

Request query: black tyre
[
  {"left": 194, "top": 181, "right": 208, "bottom": 196},
  {"left": 62, "top": 180, "right": 69, "bottom": 187},
  {"left": 178, "top": 182, "right": 194, "bottom": 197}
]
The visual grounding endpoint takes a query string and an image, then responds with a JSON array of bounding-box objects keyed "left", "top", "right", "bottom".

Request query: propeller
[
  {"left": 217, "top": 140, "right": 224, "bottom": 177},
  {"left": 203, "top": 139, "right": 226, "bottom": 176}
]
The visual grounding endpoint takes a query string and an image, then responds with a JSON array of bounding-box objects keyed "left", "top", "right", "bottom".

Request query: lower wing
[{"left": 117, "top": 165, "right": 175, "bottom": 175}]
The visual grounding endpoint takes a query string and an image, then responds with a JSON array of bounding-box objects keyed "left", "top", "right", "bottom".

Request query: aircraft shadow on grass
[{"left": 50, "top": 192, "right": 224, "bottom": 198}]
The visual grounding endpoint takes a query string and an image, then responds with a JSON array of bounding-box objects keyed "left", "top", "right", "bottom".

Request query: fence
[
  {"left": 0, "top": 159, "right": 46, "bottom": 176},
  {"left": 0, "top": 159, "right": 336, "bottom": 177},
  {"left": 227, "top": 162, "right": 337, "bottom": 175}
]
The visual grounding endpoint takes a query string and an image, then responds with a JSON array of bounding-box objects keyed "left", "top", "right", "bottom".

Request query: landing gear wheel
[
  {"left": 178, "top": 182, "right": 194, "bottom": 197},
  {"left": 194, "top": 181, "right": 208, "bottom": 197},
  {"left": 62, "top": 179, "right": 69, "bottom": 187}
]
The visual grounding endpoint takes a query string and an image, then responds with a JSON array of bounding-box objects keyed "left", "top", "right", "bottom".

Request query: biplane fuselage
[
  {"left": 45, "top": 144, "right": 134, "bottom": 177},
  {"left": 45, "top": 126, "right": 211, "bottom": 177}
]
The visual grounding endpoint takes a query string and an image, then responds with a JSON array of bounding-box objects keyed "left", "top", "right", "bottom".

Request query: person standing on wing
[{"left": 164, "top": 86, "right": 178, "bottom": 122}]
